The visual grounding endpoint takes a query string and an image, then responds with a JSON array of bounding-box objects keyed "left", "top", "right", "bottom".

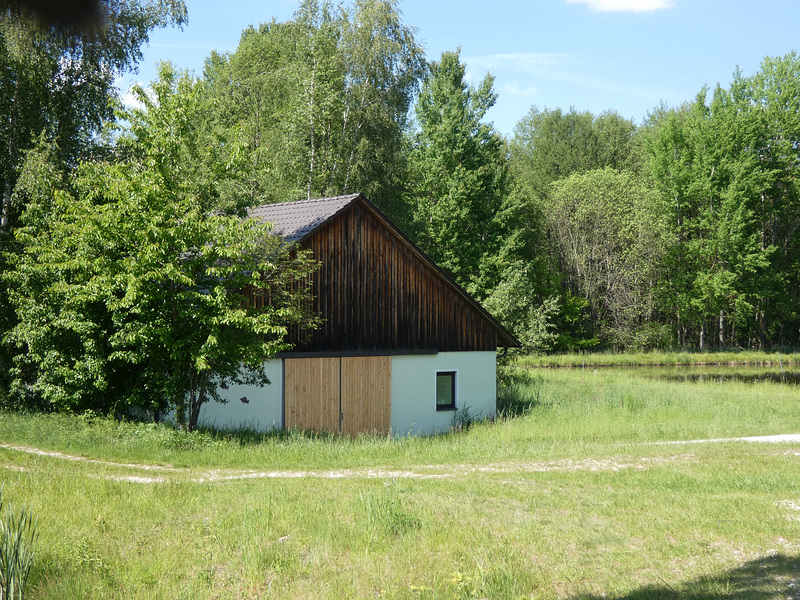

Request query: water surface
[{"left": 631, "top": 365, "right": 800, "bottom": 386}]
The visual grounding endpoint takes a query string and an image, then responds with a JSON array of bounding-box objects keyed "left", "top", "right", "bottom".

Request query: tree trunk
[
  {"left": 699, "top": 323, "right": 705, "bottom": 351},
  {"left": 189, "top": 391, "right": 203, "bottom": 432},
  {"left": 306, "top": 53, "right": 317, "bottom": 200},
  {"left": 1, "top": 179, "right": 11, "bottom": 235},
  {"left": 186, "top": 377, "right": 208, "bottom": 432},
  {"left": 718, "top": 310, "right": 725, "bottom": 349}
]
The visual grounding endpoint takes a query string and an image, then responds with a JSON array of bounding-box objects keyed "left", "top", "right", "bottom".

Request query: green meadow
[{"left": 2, "top": 363, "right": 800, "bottom": 599}]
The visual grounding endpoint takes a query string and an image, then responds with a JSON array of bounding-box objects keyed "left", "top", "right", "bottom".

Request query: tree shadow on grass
[
  {"left": 572, "top": 554, "right": 800, "bottom": 600},
  {"left": 196, "top": 424, "right": 340, "bottom": 446}
]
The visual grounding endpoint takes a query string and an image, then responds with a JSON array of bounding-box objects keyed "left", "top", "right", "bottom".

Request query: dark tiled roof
[{"left": 249, "top": 194, "right": 361, "bottom": 242}]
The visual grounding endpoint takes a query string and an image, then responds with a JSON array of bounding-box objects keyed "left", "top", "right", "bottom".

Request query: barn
[{"left": 198, "top": 193, "right": 519, "bottom": 436}]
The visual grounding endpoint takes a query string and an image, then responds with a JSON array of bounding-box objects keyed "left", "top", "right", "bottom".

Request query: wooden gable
[{"left": 253, "top": 194, "right": 519, "bottom": 353}]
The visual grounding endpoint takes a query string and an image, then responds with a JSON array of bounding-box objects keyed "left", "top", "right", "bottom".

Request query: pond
[{"left": 632, "top": 365, "right": 800, "bottom": 386}]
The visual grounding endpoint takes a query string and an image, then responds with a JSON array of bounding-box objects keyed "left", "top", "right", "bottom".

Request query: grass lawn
[{"left": 2, "top": 365, "right": 800, "bottom": 599}]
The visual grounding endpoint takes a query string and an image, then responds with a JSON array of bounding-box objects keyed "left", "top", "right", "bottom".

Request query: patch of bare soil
[
  {"left": 2, "top": 434, "right": 798, "bottom": 485},
  {"left": 1, "top": 442, "right": 696, "bottom": 485},
  {"left": 0, "top": 443, "right": 181, "bottom": 471}
]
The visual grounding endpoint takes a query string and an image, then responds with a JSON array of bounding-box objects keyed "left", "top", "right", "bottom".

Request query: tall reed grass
[{"left": 0, "top": 488, "right": 37, "bottom": 600}]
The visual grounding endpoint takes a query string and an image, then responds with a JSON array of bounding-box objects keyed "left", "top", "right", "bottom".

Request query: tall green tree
[
  {"left": 744, "top": 53, "right": 800, "bottom": 347},
  {"left": 203, "top": 19, "right": 307, "bottom": 208},
  {"left": 5, "top": 67, "right": 320, "bottom": 429},
  {"left": 408, "top": 49, "right": 510, "bottom": 298},
  {"left": 0, "top": 0, "right": 187, "bottom": 401},
  {"left": 204, "top": 0, "right": 425, "bottom": 216},
  {"left": 511, "top": 106, "right": 638, "bottom": 203},
  {"left": 509, "top": 107, "right": 641, "bottom": 350},
  {"left": 336, "top": 0, "right": 425, "bottom": 214}
]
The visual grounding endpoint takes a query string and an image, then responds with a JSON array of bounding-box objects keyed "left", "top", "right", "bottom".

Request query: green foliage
[
  {"left": 203, "top": 0, "right": 425, "bottom": 216},
  {"left": 0, "top": 0, "right": 188, "bottom": 405},
  {"left": 511, "top": 106, "right": 639, "bottom": 203},
  {"left": 122, "top": 64, "right": 242, "bottom": 214},
  {"left": 0, "top": 0, "right": 187, "bottom": 235},
  {"left": 503, "top": 54, "right": 800, "bottom": 351},
  {"left": 550, "top": 292, "right": 599, "bottom": 351},
  {"left": 408, "top": 49, "right": 511, "bottom": 298},
  {"left": 508, "top": 107, "right": 643, "bottom": 350},
  {"left": 4, "top": 66, "right": 321, "bottom": 429},
  {"left": 0, "top": 487, "right": 38, "bottom": 600},
  {"left": 483, "top": 265, "right": 559, "bottom": 354},
  {"left": 547, "top": 167, "right": 669, "bottom": 348},
  {"left": 0, "top": 141, "right": 67, "bottom": 412},
  {"left": 646, "top": 52, "right": 800, "bottom": 349}
]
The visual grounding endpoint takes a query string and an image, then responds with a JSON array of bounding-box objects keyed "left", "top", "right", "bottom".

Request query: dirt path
[
  {"left": 0, "top": 442, "right": 695, "bottom": 483},
  {"left": 655, "top": 433, "right": 800, "bottom": 444},
  {"left": 2, "top": 434, "right": 798, "bottom": 484}
]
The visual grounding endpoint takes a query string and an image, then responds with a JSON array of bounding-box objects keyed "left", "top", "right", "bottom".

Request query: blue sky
[{"left": 117, "top": 0, "right": 800, "bottom": 136}]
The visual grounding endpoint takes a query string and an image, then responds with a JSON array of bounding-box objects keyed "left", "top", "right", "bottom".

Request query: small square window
[{"left": 436, "top": 371, "right": 456, "bottom": 411}]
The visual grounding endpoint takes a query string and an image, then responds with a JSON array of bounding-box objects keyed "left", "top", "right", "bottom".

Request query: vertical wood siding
[
  {"left": 340, "top": 356, "right": 391, "bottom": 436},
  {"left": 284, "top": 357, "right": 340, "bottom": 432},
  {"left": 289, "top": 202, "right": 499, "bottom": 352},
  {"left": 284, "top": 356, "right": 391, "bottom": 436}
]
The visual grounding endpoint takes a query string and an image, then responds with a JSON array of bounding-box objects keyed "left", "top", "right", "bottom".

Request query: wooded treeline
[{"left": 1, "top": 0, "right": 799, "bottom": 417}]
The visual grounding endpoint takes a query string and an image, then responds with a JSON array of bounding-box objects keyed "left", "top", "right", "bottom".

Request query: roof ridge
[
  {"left": 254, "top": 193, "right": 362, "bottom": 209},
  {"left": 248, "top": 193, "right": 362, "bottom": 243}
]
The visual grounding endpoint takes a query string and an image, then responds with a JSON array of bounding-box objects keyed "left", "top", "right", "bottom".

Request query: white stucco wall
[
  {"left": 196, "top": 360, "right": 283, "bottom": 431},
  {"left": 390, "top": 351, "right": 497, "bottom": 436},
  {"left": 195, "top": 351, "right": 496, "bottom": 435}
]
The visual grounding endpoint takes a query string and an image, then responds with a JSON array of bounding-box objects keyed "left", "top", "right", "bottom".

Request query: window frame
[{"left": 435, "top": 370, "right": 457, "bottom": 412}]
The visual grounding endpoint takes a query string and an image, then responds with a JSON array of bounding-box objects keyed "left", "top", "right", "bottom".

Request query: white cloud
[
  {"left": 502, "top": 82, "right": 539, "bottom": 97},
  {"left": 115, "top": 76, "right": 156, "bottom": 111},
  {"left": 564, "top": 0, "right": 675, "bottom": 12},
  {"left": 121, "top": 87, "right": 145, "bottom": 110}
]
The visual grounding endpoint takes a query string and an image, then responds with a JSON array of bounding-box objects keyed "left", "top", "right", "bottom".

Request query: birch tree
[
  {"left": 204, "top": 0, "right": 425, "bottom": 217},
  {"left": 547, "top": 168, "right": 669, "bottom": 348}
]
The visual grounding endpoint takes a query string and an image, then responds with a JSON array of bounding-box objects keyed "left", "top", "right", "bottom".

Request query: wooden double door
[{"left": 284, "top": 356, "right": 391, "bottom": 436}]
